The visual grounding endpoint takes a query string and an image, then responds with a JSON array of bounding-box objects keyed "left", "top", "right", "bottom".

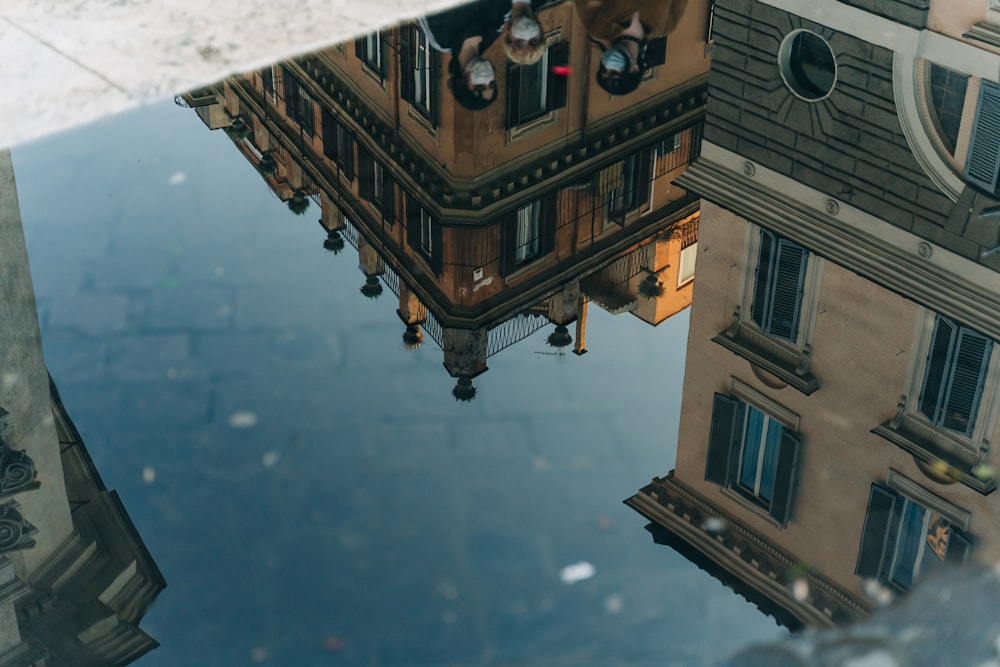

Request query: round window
[{"left": 779, "top": 30, "right": 836, "bottom": 101}]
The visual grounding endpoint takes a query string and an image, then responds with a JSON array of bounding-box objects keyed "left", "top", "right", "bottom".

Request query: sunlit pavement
[{"left": 0, "top": 0, "right": 460, "bottom": 150}]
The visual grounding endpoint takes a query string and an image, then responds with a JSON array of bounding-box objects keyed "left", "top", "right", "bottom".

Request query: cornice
[
  {"left": 676, "top": 146, "right": 1000, "bottom": 341},
  {"left": 292, "top": 55, "right": 708, "bottom": 215},
  {"left": 627, "top": 472, "right": 870, "bottom": 628},
  {"left": 232, "top": 77, "right": 702, "bottom": 329}
]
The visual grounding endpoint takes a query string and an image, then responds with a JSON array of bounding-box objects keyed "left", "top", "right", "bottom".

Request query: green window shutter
[
  {"left": 855, "top": 484, "right": 900, "bottom": 580},
  {"left": 357, "top": 146, "right": 373, "bottom": 202},
  {"left": 767, "top": 239, "right": 808, "bottom": 342},
  {"left": 405, "top": 192, "right": 419, "bottom": 250},
  {"left": 920, "top": 315, "right": 956, "bottom": 424},
  {"left": 941, "top": 328, "right": 992, "bottom": 436},
  {"left": 501, "top": 211, "right": 518, "bottom": 276},
  {"left": 965, "top": 79, "right": 1000, "bottom": 193},
  {"left": 399, "top": 26, "right": 414, "bottom": 104},
  {"left": 430, "top": 52, "right": 441, "bottom": 128},
  {"left": 705, "top": 393, "right": 742, "bottom": 486},
  {"left": 382, "top": 171, "right": 396, "bottom": 225},
  {"left": 768, "top": 430, "right": 801, "bottom": 526},
  {"left": 507, "top": 65, "right": 523, "bottom": 130},
  {"left": 321, "top": 109, "right": 337, "bottom": 161},
  {"left": 750, "top": 229, "right": 774, "bottom": 329}
]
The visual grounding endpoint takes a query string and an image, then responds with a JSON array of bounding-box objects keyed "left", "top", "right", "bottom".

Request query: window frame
[
  {"left": 704, "top": 384, "right": 802, "bottom": 527},
  {"left": 855, "top": 477, "right": 971, "bottom": 592},
  {"left": 506, "top": 36, "right": 569, "bottom": 137},
  {"left": 356, "top": 31, "right": 386, "bottom": 80},
  {"left": 711, "top": 224, "right": 822, "bottom": 395}
]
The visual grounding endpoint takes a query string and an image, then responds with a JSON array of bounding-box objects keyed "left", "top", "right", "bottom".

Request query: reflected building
[
  {"left": 628, "top": 0, "right": 1000, "bottom": 630},
  {"left": 181, "top": 0, "right": 712, "bottom": 397},
  {"left": 0, "top": 151, "right": 164, "bottom": 665}
]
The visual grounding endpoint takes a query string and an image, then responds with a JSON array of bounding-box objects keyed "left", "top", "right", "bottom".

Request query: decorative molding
[
  {"left": 871, "top": 422, "right": 996, "bottom": 494},
  {"left": 0, "top": 503, "right": 37, "bottom": 555},
  {"left": 627, "top": 472, "right": 870, "bottom": 627},
  {"left": 677, "top": 145, "right": 1000, "bottom": 342},
  {"left": 0, "top": 439, "right": 39, "bottom": 500},
  {"left": 714, "top": 321, "right": 820, "bottom": 395},
  {"left": 730, "top": 377, "right": 801, "bottom": 431},
  {"left": 892, "top": 52, "right": 963, "bottom": 202},
  {"left": 293, "top": 54, "right": 708, "bottom": 213},
  {"left": 886, "top": 468, "right": 973, "bottom": 531}
]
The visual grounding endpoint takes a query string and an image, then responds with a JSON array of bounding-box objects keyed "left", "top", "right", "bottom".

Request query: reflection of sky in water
[{"left": 11, "top": 101, "right": 782, "bottom": 665}]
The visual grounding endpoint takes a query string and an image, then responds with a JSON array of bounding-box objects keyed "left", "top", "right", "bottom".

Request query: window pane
[
  {"left": 756, "top": 419, "right": 783, "bottom": 504},
  {"left": 518, "top": 60, "right": 546, "bottom": 120},
  {"left": 738, "top": 408, "right": 765, "bottom": 491},
  {"left": 890, "top": 500, "right": 924, "bottom": 590}
]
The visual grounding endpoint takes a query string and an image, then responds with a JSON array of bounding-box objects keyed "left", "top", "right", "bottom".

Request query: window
[
  {"left": 918, "top": 315, "right": 992, "bottom": 438},
  {"left": 778, "top": 30, "right": 836, "bottom": 102},
  {"left": 600, "top": 150, "right": 653, "bottom": 225},
  {"left": 281, "top": 67, "right": 315, "bottom": 137},
  {"left": 678, "top": 243, "right": 697, "bottom": 286},
  {"left": 355, "top": 32, "right": 385, "bottom": 78},
  {"left": 711, "top": 226, "right": 820, "bottom": 394},
  {"left": 506, "top": 42, "right": 569, "bottom": 130},
  {"left": 357, "top": 146, "right": 395, "bottom": 223},
  {"left": 400, "top": 24, "right": 440, "bottom": 126},
  {"left": 405, "top": 193, "right": 441, "bottom": 274},
  {"left": 322, "top": 109, "right": 355, "bottom": 181},
  {"left": 515, "top": 201, "right": 541, "bottom": 264},
  {"left": 502, "top": 195, "right": 556, "bottom": 275},
  {"left": 750, "top": 229, "right": 808, "bottom": 343},
  {"left": 872, "top": 313, "right": 997, "bottom": 493},
  {"left": 856, "top": 483, "right": 970, "bottom": 591},
  {"left": 704, "top": 393, "right": 802, "bottom": 526},
  {"left": 261, "top": 65, "right": 278, "bottom": 104}
]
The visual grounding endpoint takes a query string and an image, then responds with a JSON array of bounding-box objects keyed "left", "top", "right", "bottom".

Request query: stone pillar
[
  {"left": 442, "top": 328, "right": 488, "bottom": 379},
  {"left": 547, "top": 280, "right": 581, "bottom": 325}
]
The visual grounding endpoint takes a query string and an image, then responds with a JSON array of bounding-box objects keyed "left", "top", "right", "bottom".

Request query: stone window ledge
[
  {"left": 712, "top": 315, "right": 819, "bottom": 396},
  {"left": 871, "top": 411, "right": 995, "bottom": 495}
]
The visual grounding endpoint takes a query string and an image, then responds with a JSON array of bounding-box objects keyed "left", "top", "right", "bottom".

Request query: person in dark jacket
[
  {"left": 418, "top": 0, "right": 514, "bottom": 109},
  {"left": 574, "top": 0, "right": 689, "bottom": 95}
]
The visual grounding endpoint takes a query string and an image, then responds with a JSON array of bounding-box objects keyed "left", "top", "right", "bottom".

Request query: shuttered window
[
  {"left": 405, "top": 193, "right": 442, "bottom": 275},
  {"left": 506, "top": 42, "right": 569, "bottom": 129},
  {"left": 750, "top": 229, "right": 808, "bottom": 342},
  {"left": 965, "top": 79, "right": 1000, "bottom": 193},
  {"left": 321, "top": 110, "right": 355, "bottom": 182},
  {"left": 355, "top": 32, "right": 386, "bottom": 79},
  {"left": 856, "top": 484, "right": 971, "bottom": 590},
  {"left": 704, "top": 393, "right": 801, "bottom": 526},
  {"left": 918, "top": 315, "right": 992, "bottom": 438},
  {"left": 502, "top": 194, "right": 557, "bottom": 275},
  {"left": 400, "top": 24, "right": 440, "bottom": 127}
]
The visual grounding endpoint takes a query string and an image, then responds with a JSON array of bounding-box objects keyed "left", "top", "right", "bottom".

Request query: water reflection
[
  {"left": 0, "top": 151, "right": 163, "bottom": 664},
  {"left": 179, "top": 0, "right": 705, "bottom": 399}
]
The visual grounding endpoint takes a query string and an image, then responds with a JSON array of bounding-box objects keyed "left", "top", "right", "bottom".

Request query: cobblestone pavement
[{"left": 11, "top": 99, "right": 783, "bottom": 666}]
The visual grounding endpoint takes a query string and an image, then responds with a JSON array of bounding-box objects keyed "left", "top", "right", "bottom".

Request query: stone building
[
  {"left": 183, "top": 0, "right": 713, "bottom": 396},
  {"left": 0, "top": 151, "right": 164, "bottom": 665},
  {"left": 627, "top": 0, "right": 1000, "bottom": 628}
]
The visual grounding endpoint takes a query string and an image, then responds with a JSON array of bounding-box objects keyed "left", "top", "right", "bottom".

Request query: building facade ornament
[
  {"left": 0, "top": 438, "right": 40, "bottom": 500},
  {"left": 0, "top": 503, "right": 37, "bottom": 554}
]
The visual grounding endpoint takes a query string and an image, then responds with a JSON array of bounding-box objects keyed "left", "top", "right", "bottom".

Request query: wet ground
[{"left": 11, "top": 99, "right": 782, "bottom": 666}]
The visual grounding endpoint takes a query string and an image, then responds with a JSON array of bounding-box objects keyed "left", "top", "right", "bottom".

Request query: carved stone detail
[
  {"left": 0, "top": 503, "right": 37, "bottom": 554},
  {"left": 0, "top": 439, "right": 40, "bottom": 500}
]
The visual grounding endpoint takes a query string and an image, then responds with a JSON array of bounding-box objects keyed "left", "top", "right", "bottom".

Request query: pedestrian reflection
[{"left": 576, "top": 0, "right": 689, "bottom": 95}]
